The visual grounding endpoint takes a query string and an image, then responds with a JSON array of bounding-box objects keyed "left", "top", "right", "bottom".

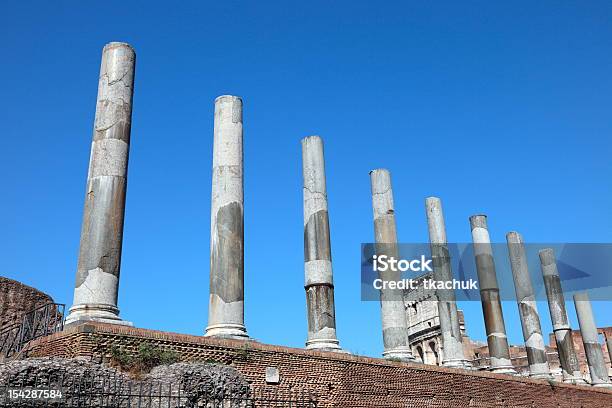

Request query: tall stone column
[
  {"left": 66, "top": 42, "right": 136, "bottom": 326},
  {"left": 425, "top": 197, "right": 470, "bottom": 368},
  {"left": 469, "top": 215, "right": 516, "bottom": 374},
  {"left": 369, "top": 169, "right": 414, "bottom": 361},
  {"left": 301, "top": 136, "right": 342, "bottom": 351},
  {"left": 539, "top": 248, "right": 585, "bottom": 384},
  {"left": 205, "top": 95, "right": 248, "bottom": 338},
  {"left": 506, "top": 232, "right": 551, "bottom": 379},
  {"left": 573, "top": 292, "right": 612, "bottom": 387}
]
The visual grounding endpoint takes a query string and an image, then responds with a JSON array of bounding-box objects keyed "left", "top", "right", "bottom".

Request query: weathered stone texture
[
  {"left": 301, "top": 136, "right": 341, "bottom": 351},
  {"left": 549, "top": 328, "right": 612, "bottom": 382},
  {"left": 0, "top": 277, "right": 55, "bottom": 331},
  {"left": 425, "top": 197, "right": 469, "bottom": 368},
  {"left": 207, "top": 95, "right": 247, "bottom": 338},
  {"left": 67, "top": 42, "right": 136, "bottom": 326},
  {"left": 0, "top": 356, "right": 128, "bottom": 383},
  {"left": 0, "top": 357, "right": 249, "bottom": 407},
  {"left": 540, "top": 248, "right": 585, "bottom": 383},
  {"left": 574, "top": 293, "right": 612, "bottom": 387},
  {"left": 506, "top": 231, "right": 551, "bottom": 379},
  {"left": 369, "top": 169, "right": 414, "bottom": 361},
  {"left": 469, "top": 215, "right": 515, "bottom": 374},
  {"left": 23, "top": 323, "right": 612, "bottom": 407}
]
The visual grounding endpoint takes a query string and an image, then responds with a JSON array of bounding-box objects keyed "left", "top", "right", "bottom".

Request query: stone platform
[{"left": 23, "top": 322, "right": 612, "bottom": 407}]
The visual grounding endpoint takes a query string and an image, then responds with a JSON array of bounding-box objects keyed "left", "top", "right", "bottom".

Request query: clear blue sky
[{"left": 2, "top": 1, "right": 611, "bottom": 357}]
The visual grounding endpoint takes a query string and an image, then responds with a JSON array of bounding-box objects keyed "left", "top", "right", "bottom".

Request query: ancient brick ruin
[
  {"left": 0, "top": 277, "right": 56, "bottom": 331},
  {"left": 21, "top": 323, "right": 612, "bottom": 407}
]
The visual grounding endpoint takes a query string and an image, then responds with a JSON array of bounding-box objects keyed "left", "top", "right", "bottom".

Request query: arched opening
[
  {"left": 429, "top": 341, "right": 439, "bottom": 365},
  {"left": 416, "top": 345, "right": 424, "bottom": 363}
]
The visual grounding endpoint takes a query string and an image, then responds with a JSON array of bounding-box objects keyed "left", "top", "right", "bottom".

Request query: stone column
[
  {"left": 425, "top": 197, "right": 470, "bottom": 369},
  {"left": 205, "top": 95, "right": 248, "bottom": 338},
  {"left": 369, "top": 169, "right": 414, "bottom": 361},
  {"left": 606, "top": 333, "right": 612, "bottom": 378},
  {"left": 506, "top": 232, "right": 551, "bottom": 379},
  {"left": 573, "top": 292, "right": 612, "bottom": 387},
  {"left": 469, "top": 215, "right": 516, "bottom": 374},
  {"left": 539, "top": 248, "right": 585, "bottom": 384},
  {"left": 301, "top": 136, "right": 342, "bottom": 351},
  {"left": 66, "top": 42, "right": 136, "bottom": 326}
]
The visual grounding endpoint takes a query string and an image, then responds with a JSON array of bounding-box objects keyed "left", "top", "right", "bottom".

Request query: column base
[
  {"left": 442, "top": 358, "right": 473, "bottom": 370},
  {"left": 529, "top": 373, "right": 555, "bottom": 381},
  {"left": 64, "top": 303, "right": 133, "bottom": 327},
  {"left": 490, "top": 366, "right": 517, "bottom": 375},
  {"left": 306, "top": 338, "right": 349, "bottom": 353},
  {"left": 383, "top": 347, "right": 416, "bottom": 362},
  {"left": 205, "top": 323, "right": 248, "bottom": 339},
  {"left": 562, "top": 376, "right": 588, "bottom": 385}
]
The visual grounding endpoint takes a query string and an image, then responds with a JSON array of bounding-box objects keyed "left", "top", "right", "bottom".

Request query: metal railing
[
  {"left": 0, "top": 303, "right": 65, "bottom": 359},
  {"left": 0, "top": 372, "right": 318, "bottom": 407}
]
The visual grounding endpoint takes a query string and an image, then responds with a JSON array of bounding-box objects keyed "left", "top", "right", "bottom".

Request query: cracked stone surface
[
  {"left": 369, "top": 169, "right": 413, "bottom": 361},
  {"left": 206, "top": 95, "right": 247, "bottom": 338},
  {"left": 67, "top": 42, "right": 135, "bottom": 326},
  {"left": 425, "top": 197, "right": 470, "bottom": 368},
  {"left": 301, "top": 136, "right": 341, "bottom": 351},
  {"left": 0, "top": 357, "right": 128, "bottom": 386},
  {"left": 147, "top": 362, "right": 250, "bottom": 403},
  {"left": 470, "top": 215, "right": 515, "bottom": 374},
  {"left": 0, "top": 358, "right": 249, "bottom": 407},
  {"left": 574, "top": 292, "right": 611, "bottom": 386},
  {"left": 507, "top": 231, "right": 551, "bottom": 378},
  {"left": 540, "top": 248, "right": 586, "bottom": 383}
]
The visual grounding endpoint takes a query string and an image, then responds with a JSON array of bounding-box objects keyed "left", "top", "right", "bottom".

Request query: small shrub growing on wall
[
  {"left": 234, "top": 344, "right": 250, "bottom": 362},
  {"left": 109, "top": 344, "right": 181, "bottom": 377}
]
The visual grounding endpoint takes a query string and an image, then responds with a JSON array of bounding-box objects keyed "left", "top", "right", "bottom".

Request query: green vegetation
[
  {"left": 234, "top": 344, "right": 250, "bottom": 362},
  {"left": 109, "top": 344, "right": 181, "bottom": 377}
]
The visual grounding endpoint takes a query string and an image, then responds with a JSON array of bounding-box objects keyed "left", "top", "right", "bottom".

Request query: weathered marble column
[
  {"left": 539, "top": 248, "right": 585, "bottom": 384},
  {"left": 65, "top": 42, "right": 136, "bottom": 326},
  {"left": 301, "top": 136, "right": 342, "bottom": 351},
  {"left": 506, "top": 232, "right": 551, "bottom": 379},
  {"left": 573, "top": 292, "right": 612, "bottom": 387},
  {"left": 425, "top": 197, "right": 470, "bottom": 368},
  {"left": 469, "top": 215, "right": 516, "bottom": 374},
  {"left": 369, "top": 169, "right": 414, "bottom": 361},
  {"left": 205, "top": 95, "right": 248, "bottom": 338},
  {"left": 606, "top": 333, "right": 612, "bottom": 378}
]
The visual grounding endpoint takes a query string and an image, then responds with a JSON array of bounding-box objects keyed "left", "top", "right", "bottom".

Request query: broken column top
[
  {"left": 506, "top": 231, "right": 522, "bottom": 243},
  {"left": 425, "top": 197, "right": 446, "bottom": 244},
  {"left": 369, "top": 167, "right": 390, "bottom": 177},
  {"left": 302, "top": 135, "right": 322, "bottom": 142},
  {"left": 369, "top": 168, "right": 392, "bottom": 194},
  {"left": 469, "top": 214, "right": 488, "bottom": 229},
  {"left": 369, "top": 169, "right": 394, "bottom": 219},
  {"left": 538, "top": 248, "right": 556, "bottom": 269},
  {"left": 215, "top": 94, "right": 242, "bottom": 102},
  {"left": 103, "top": 42, "right": 135, "bottom": 51}
]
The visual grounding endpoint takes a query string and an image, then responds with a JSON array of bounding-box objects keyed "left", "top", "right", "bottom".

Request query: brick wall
[
  {"left": 0, "top": 276, "right": 55, "bottom": 331},
  {"left": 25, "top": 322, "right": 612, "bottom": 407}
]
